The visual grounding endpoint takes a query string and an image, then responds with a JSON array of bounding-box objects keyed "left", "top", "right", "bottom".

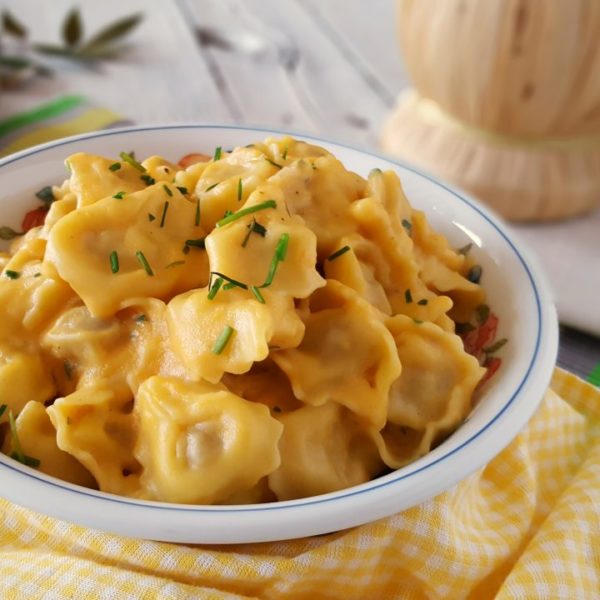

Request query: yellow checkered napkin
[{"left": 0, "top": 368, "right": 598, "bottom": 600}]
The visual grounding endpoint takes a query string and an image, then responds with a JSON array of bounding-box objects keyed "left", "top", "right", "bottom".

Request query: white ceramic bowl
[{"left": 0, "top": 125, "right": 558, "bottom": 543}]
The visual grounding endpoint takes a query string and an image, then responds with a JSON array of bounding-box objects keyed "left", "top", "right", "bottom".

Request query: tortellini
[{"left": 0, "top": 137, "right": 492, "bottom": 504}]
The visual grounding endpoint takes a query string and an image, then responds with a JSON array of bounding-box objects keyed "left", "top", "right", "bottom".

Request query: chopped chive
[
  {"left": 209, "top": 271, "right": 248, "bottom": 290},
  {"left": 237, "top": 178, "right": 243, "bottom": 202},
  {"left": 275, "top": 233, "right": 289, "bottom": 261},
  {"left": 205, "top": 182, "right": 219, "bottom": 192},
  {"left": 135, "top": 250, "right": 154, "bottom": 276},
  {"left": 109, "top": 250, "right": 119, "bottom": 274},
  {"left": 484, "top": 338, "right": 508, "bottom": 354},
  {"left": 223, "top": 210, "right": 233, "bottom": 219},
  {"left": 259, "top": 233, "right": 289, "bottom": 289},
  {"left": 176, "top": 186, "right": 188, "bottom": 195},
  {"left": 35, "top": 186, "right": 55, "bottom": 204},
  {"left": 33, "top": 273, "right": 41, "bottom": 278},
  {"left": 8, "top": 410, "right": 25, "bottom": 462},
  {"left": 251, "top": 286, "right": 265, "bottom": 303},
  {"left": 119, "top": 151, "right": 145, "bottom": 172},
  {"left": 160, "top": 201, "right": 170, "bottom": 228},
  {"left": 207, "top": 277, "right": 224, "bottom": 300},
  {"left": 405, "top": 289, "right": 413, "bottom": 304},
  {"left": 458, "top": 243, "right": 473, "bottom": 256},
  {"left": 265, "top": 157, "right": 283, "bottom": 169},
  {"left": 401, "top": 219, "right": 412, "bottom": 233},
  {"left": 163, "top": 184, "right": 173, "bottom": 197},
  {"left": 182, "top": 245, "right": 190, "bottom": 255},
  {"left": 195, "top": 198, "right": 200, "bottom": 226},
  {"left": 213, "top": 146, "right": 222, "bottom": 161},
  {"left": 0, "top": 404, "right": 6, "bottom": 418},
  {"left": 241, "top": 219, "right": 267, "bottom": 248},
  {"left": 184, "top": 238, "right": 206, "bottom": 249},
  {"left": 327, "top": 245, "right": 351, "bottom": 261},
  {"left": 109, "top": 162, "right": 121, "bottom": 172},
  {"left": 475, "top": 304, "right": 490, "bottom": 325},
  {"left": 141, "top": 174, "right": 156, "bottom": 185},
  {"left": 212, "top": 325, "right": 234, "bottom": 354},
  {"left": 282, "top": 147, "right": 288, "bottom": 160},
  {"left": 417, "top": 298, "right": 428, "bottom": 306},
  {"left": 222, "top": 282, "right": 237, "bottom": 290},
  {"left": 134, "top": 314, "right": 147, "bottom": 323},
  {"left": 467, "top": 265, "right": 482, "bottom": 284},
  {"left": 216, "top": 199, "right": 277, "bottom": 228},
  {"left": 4, "top": 270, "right": 20, "bottom": 279},
  {"left": 412, "top": 318, "right": 423, "bottom": 324},
  {"left": 113, "top": 191, "right": 125, "bottom": 199},
  {"left": 166, "top": 260, "right": 185, "bottom": 269},
  {"left": 148, "top": 213, "right": 156, "bottom": 222}
]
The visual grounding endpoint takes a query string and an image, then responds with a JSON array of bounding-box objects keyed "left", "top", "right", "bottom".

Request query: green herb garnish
[
  {"left": 4, "top": 270, "right": 20, "bottom": 279},
  {"left": 401, "top": 219, "right": 412, "bottom": 233},
  {"left": 241, "top": 219, "right": 267, "bottom": 248},
  {"left": 209, "top": 272, "right": 248, "bottom": 290},
  {"left": 205, "top": 182, "right": 219, "bottom": 192},
  {"left": 8, "top": 409, "right": 39, "bottom": 467},
  {"left": 140, "top": 174, "right": 156, "bottom": 185},
  {"left": 216, "top": 199, "right": 277, "bottom": 228},
  {"left": 265, "top": 157, "right": 282, "bottom": 169},
  {"left": 119, "top": 151, "right": 145, "bottom": 172},
  {"left": 195, "top": 198, "right": 200, "bottom": 226},
  {"left": 282, "top": 147, "right": 288, "bottom": 160},
  {"left": 112, "top": 191, "right": 125, "bottom": 199},
  {"left": 134, "top": 314, "right": 147, "bottom": 323},
  {"left": 207, "top": 277, "right": 224, "bottom": 300},
  {"left": 148, "top": 213, "right": 156, "bottom": 222},
  {"left": 163, "top": 184, "right": 173, "bottom": 197},
  {"left": 468, "top": 265, "right": 482, "bottom": 284},
  {"left": 213, "top": 146, "right": 222, "bottom": 161},
  {"left": 327, "top": 245, "right": 351, "bottom": 261},
  {"left": 417, "top": 298, "right": 428, "bottom": 306},
  {"left": 458, "top": 243, "right": 473, "bottom": 256},
  {"left": 237, "top": 178, "right": 243, "bottom": 202},
  {"left": 212, "top": 325, "right": 234, "bottom": 354},
  {"left": 109, "top": 162, "right": 121, "bottom": 172},
  {"left": 0, "top": 404, "right": 6, "bottom": 418},
  {"left": 165, "top": 260, "right": 185, "bottom": 269},
  {"left": 404, "top": 289, "right": 413, "bottom": 304},
  {"left": 109, "top": 250, "right": 119, "bottom": 273},
  {"left": 251, "top": 286, "right": 265, "bottom": 304},
  {"left": 160, "top": 201, "right": 170, "bottom": 228},
  {"left": 135, "top": 250, "right": 154, "bottom": 276},
  {"left": 184, "top": 238, "right": 206, "bottom": 249},
  {"left": 35, "top": 186, "right": 54, "bottom": 203},
  {"left": 176, "top": 186, "right": 188, "bottom": 195},
  {"left": 484, "top": 338, "right": 507, "bottom": 354},
  {"left": 258, "top": 233, "right": 289, "bottom": 289}
]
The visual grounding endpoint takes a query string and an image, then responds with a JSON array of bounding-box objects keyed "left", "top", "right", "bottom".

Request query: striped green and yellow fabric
[{"left": 0, "top": 95, "right": 129, "bottom": 158}]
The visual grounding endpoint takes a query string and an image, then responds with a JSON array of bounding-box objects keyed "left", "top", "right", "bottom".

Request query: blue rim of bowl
[{"left": 0, "top": 124, "right": 545, "bottom": 514}]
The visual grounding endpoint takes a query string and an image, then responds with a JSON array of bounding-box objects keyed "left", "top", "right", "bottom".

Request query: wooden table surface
[{"left": 2, "top": 0, "right": 599, "bottom": 376}]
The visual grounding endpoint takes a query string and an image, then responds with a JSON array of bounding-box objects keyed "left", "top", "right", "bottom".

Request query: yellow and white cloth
[{"left": 0, "top": 368, "right": 598, "bottom": 599}]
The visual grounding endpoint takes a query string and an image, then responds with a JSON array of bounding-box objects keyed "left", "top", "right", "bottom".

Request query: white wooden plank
[
  {"left": 0, "top": 0, "right": 230, "bottom": 123},
  {"left": 179, "top": 0, "right": 317, "bottom": 132},
  {"left": 300, "top": 0, "right": 410, "bottom": 101},
  {"left": 182, "top": 0, "right": 392, "bottom": 149}
]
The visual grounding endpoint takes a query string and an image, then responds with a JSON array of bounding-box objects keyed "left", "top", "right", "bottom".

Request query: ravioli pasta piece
[
  {"left": 190, "top": 145, "right": 277, "bottom": 230},
  {"left": 47, "top": 384, "right": 141, "bottom": 496},
  {"left": 134, "top": 376, "right": 283, "bottom": 504},
  {"left": 66, "top": 152, "right": 146, "bottom": 207},
  {"left": 46, "top": 183, "right": 208, "bottom": 318},
  {"left": 268, "top": 154, "right": 365, "bottom": 257},
  {"left": 272, "top": 281, "right": 401, "bottom": 429},
  {"left": 268, "top": 403, "right": 383, "bottom": 500},
  {"left": 2, "top": 401, "right": 95, "bottom": 487},
  {"left": 0, "top": 346, "right": 55, "bottom": 417},
  {"left": 385, "top": 314, "right": 485, "bottom": 432},
  {"left": 205, "top": 184, "right": 325, "bottom": 299},
  {"left": 167, "top": 288, "right": 273, "bottom": 383}
]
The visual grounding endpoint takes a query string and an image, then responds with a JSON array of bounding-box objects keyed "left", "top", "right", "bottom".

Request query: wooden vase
[{"left": 381, "top": 0, "right": 600, "bottom": 221}]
